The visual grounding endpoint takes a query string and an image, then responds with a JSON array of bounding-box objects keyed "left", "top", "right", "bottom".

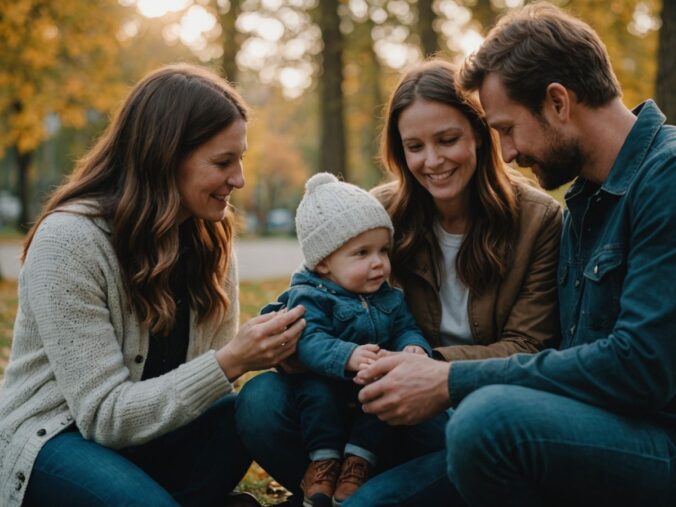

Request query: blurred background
[{"left": 0, "top": 0, "right": 674, "bottom": 239}]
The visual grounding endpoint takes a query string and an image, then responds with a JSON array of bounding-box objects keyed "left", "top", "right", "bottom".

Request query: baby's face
[{"left": 315, "top": 227, "right": 391, "bottom": 294}]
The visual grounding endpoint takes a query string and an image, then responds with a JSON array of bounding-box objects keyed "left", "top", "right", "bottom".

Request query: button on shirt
[{"left": 449, "top": 100, "right": 676, "bottom": 422}]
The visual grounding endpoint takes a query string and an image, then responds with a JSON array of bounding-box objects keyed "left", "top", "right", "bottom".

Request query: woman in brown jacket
[
  {"left": 236, "top": 59, "right": 562, "bottom": 507},
  {"left": 375, "top": 59, "right": 561, "bottom": 363}
]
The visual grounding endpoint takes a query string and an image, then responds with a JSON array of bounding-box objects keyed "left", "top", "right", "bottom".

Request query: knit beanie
[{"left": 296, "top": 173, "right": 394, "bottom": 270}]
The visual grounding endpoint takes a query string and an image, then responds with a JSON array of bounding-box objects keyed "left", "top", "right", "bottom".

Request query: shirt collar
[
  {"left": 565, "top": 100, "right": 666, "bottom": 200},
  {"left": 597, "top": 100, "right": 665, "bottom": 196}
]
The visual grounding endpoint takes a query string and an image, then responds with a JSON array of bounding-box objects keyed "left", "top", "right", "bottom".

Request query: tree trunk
[
  {"left": 657, "top": 0, "right": 675, "bottom": 123},
  {"left": 364, "top": 18, "right": 384, "bottom": 185},
  {"left": 15, "top": 145, "right": 33, "bottom": 232},
  {"left": 214, "top": 0, "right": 241, "bottom": 83},
  {"left": 418, "top": 0, "right": 439, "bottom": 57},
  {"left": 317, "top": 0, "right": 346, "bottom": 178},
  {"left": 11, "top": 101, "right": 33, "bottom": 232},
  {"left": 473, "top": 0, "right": 499, "bottom": 34}
]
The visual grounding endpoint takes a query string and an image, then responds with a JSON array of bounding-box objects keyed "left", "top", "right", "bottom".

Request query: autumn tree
[
  {"left": 210, "top": 0, "right": 243, "bottom": 83},
  {"left": 565, "top": 0, "right": 659, "bottom": 109},
  {"left": 656, "top": 0, "right": 675, "bottom": 122},
  {"left": 235, "top": 89, "right": 311, "bottom": 233},
  {"left": 470, "top": 0, "right": 500, "bottom": 32},
  {"left": 418, "top": 0, "right": 440, "bottom": 57},
  {"left": 315, "top": 0, "right": 347, "bottom": 178},
  {"left": 0, "top": 0, "right": 128, "bottom": 230}
]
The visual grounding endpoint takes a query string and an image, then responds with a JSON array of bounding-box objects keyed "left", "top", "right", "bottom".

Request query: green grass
[{"left": 0, "top": 277, "right": 291, "bottom": 506}]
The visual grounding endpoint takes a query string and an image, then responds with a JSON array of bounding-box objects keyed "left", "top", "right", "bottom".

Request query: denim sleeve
[
  {"left": 450, "top": 157, "right": 676, "bottom": 416},
  {"left": 388, "top": 295, "right": 433, "bottom": 355},
  {"left": 286, "top": 290, "right": 358, "bottom": 380}
]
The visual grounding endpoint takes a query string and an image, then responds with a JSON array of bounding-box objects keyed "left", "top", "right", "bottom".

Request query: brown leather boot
[
  {"left": 332, "top": 455, "right": 371, "bottom": 506},
  {"left": 300, "top": 458, "right": 340, "bottom": 507}
]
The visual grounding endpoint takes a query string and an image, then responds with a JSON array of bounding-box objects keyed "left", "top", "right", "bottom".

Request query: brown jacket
[{"left": 374, "top": 180, "right": 562, "bottom": 362}]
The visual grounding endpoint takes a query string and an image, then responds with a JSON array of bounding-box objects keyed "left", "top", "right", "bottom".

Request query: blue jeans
[
  {"left": 236, "top": 371, "right": 452, "bottom": 506},
  {"left": 446, "top": 385, "right": 676, "bottom": 507},
  {"left": 290, "top": 373, "right": 390, "bottom": 465},
  {"left": 24, "top": 395, "right": 252, "bottom": 507}
]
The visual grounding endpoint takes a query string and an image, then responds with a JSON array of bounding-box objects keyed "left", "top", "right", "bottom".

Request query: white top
[{"left": 434, "top": 222, "right": 473, "bottom": 347}]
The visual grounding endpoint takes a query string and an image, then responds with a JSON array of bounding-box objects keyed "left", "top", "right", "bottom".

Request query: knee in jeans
[
  {"left": 446, "top": 385, "right": 536, "bottom": 475},
  {"left": 235, "top": 372, "right": 290, "bottom": 436}
]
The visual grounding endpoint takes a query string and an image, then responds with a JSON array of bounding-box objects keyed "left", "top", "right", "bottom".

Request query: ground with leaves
[{"left": 0, "top": 276, "right": 291, "bottom": 506}]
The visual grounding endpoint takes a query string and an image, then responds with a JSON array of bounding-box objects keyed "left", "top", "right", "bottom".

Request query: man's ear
[
  {"left": 315, "top": 261, "right": 330, "bottom": 275},
  {"left": 545, "top": 82, "right": 571, "bottom": 122}
]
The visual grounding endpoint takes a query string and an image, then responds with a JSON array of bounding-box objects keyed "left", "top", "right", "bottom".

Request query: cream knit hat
[{"left": 296, "top": 173, "right": 394, "bottom": 270}]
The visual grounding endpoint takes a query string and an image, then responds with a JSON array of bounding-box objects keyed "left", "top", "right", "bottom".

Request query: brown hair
[
  {"left": 459, "top": 2, "right": 621, "bottom": 113},
  {"left": 23, "top": 63, "right": 249, "bottom": 335},
  {"left": 381, "top": 59, "right": 518, "bottom": 294}
]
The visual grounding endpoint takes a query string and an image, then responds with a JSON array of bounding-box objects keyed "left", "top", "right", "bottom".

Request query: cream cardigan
[{"left": 0, "top": 205, "right": 239, "bottom": 506}]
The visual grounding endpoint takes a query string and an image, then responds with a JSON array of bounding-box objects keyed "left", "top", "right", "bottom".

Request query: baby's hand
[
  {"left": 403, "top": 345, "right": 427, "bottom": 355},
  {"left": 346, "top": 344, "right": 380, "bottom": 372}
]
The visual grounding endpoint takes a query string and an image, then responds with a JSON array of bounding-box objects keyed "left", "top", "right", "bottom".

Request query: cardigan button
[
  {"left": 37, "top": 428, "right": 47, "bottom": 437},
  {"left": 16, "top": 472, "right": 25, "bottom": 482},
  {"left": 134, "top": 355, "right": 144, "bottom": 364}
]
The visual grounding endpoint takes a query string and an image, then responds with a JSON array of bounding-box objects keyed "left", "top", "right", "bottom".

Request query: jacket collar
[
  {"left": 290, "top": 267, "right": 394, "bottom": 300},
  {"left": 602, "top": 100, "right": 666, "bottom": 196},
  {"left": 566, "top": 100, "right": 666, "bottom": 199}
]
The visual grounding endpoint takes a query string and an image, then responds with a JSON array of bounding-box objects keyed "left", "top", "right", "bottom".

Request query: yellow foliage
[
  {"left": 236, "top": 99, "right": 311, "bottom": 213},
  {"left": 565, "top": 0, "right": 659, "bottom": 108},
  {"left": 0, "top": 0, "right": 129, "bottom": 155}
]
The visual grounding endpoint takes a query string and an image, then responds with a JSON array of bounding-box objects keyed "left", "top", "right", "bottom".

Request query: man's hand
[
  {"left": 346, "top": 344, "right": 380, "bottom": 372},
  {"left": 355, "top": 353, "right": 451, "bottom": 425}
]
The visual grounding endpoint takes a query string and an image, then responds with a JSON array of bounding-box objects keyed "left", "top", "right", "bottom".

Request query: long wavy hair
[
  {"left": 23, "top": 63, "right": 248, "bottom": 335},
  {"left": 381, "top": 59, "right": 519, "bottom": 294}
]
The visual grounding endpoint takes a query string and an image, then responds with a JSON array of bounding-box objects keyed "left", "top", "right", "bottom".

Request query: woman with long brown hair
[
  {"left": 375, "top": 58, "right": 560, "bottom": 361},
  {"left": 235, "top": 59, "right": 561, "bottom": 506},
  {"left": 0, "top": 63, "right": 304, "bottom": 507}
]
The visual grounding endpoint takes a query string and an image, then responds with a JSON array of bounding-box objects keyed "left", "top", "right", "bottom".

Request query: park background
[{"left": 0, "top": 0, "right": 674, "bottom": 504}]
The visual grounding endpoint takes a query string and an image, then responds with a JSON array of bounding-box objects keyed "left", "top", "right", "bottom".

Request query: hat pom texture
[
  {"left": 305, "top": 172, "right": 338, "bottom": 193},
  {"left": 296, "top": 172, "right": 394, "bottom": 270}
]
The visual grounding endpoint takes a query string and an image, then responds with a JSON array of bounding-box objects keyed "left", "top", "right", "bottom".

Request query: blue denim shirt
[
  {"left": 264, "top": 268, "right": 432, "bottom": 380},
  {"left": 450, "top": 101, "right": 676, "bottom": 422}
]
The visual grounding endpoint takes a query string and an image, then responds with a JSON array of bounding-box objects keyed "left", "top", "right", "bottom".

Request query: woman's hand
[
  {"left": 346, "top": 344, "right": 381, "bottom": 372},
  {"left": 216, "top": 306, "right": 306, "bottom": 381}
]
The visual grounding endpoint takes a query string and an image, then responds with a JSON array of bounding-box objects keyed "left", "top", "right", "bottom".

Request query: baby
[{"left": 263, "top": 173, "right": 431, "bottom": 507}]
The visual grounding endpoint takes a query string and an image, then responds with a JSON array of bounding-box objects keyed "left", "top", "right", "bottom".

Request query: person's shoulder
[
  {"left": 514, "top": 178, "right": 559, "bottom": 207},
  {"left": 513, "top": 178, "right": 561, "bottom": 219},
  {"left": 28, "top": 202, "right": 111, "bottom": 266},
  {"left": 37, "top": 207, "right": 106, "bottom": 244},
  {"left": 644, "top": 123, "right": 676, "bottom": 170},
  {"left": 285, "top": 279, "right": 329, "bottom": 307}
]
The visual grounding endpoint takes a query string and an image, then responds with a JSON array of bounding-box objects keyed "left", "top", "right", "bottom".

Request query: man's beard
[{"left": 516, "top": 131, "right": 585, "bottom": 191}]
